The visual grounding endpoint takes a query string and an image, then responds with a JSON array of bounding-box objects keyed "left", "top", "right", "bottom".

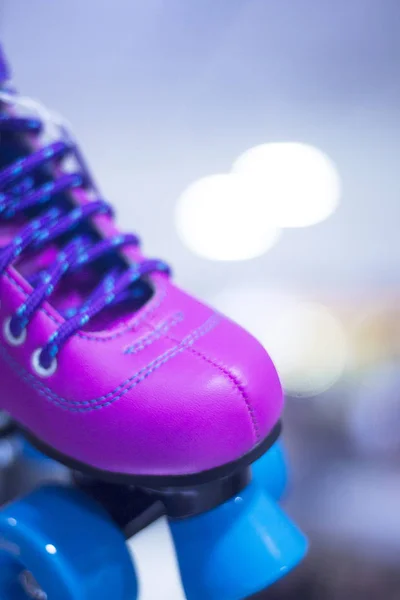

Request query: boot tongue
[{"left": 0, "top": 44, "right": 11, "bottom": 87}]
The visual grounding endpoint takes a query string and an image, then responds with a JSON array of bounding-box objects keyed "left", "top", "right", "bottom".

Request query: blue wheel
[
  {"left": 0, "top": 485, "right": 138, "bottom": 600},
  {"left": 253, "top": 441, "right": 288, "bottom": 501},
  {"left": 170, "top": 477, "right": 308, "bottom": 600}
]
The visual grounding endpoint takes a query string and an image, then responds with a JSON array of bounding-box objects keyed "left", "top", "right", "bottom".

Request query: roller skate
[{"left": 0, "top": 43, "right": 307, "bottom": 599}]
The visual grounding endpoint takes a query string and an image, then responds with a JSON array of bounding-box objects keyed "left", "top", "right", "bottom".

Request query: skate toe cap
[{"left": 113, "top": 312, "right": 284, "bottom": 476}]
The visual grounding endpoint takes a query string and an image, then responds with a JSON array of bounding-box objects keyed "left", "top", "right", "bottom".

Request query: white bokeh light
[
  {"left": 212, "top": 288, "right": 348, "bottom": 397},
  {"left": 175, "top": 173, "right": 280, "bottom": 261},
  {"left": 233, "top": 142, "right": 341, "bottom": 228}
]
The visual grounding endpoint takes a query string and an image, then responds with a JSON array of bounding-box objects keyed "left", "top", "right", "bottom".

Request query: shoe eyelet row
[{"left": 2, "top": 316, "right": 58, "bottom": 377}]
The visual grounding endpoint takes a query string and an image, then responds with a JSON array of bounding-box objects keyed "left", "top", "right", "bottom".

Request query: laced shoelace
[{"left": 0, "top": 97, "right": 170, "bottom": 373}]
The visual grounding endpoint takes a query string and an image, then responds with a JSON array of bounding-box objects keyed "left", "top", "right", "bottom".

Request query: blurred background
[{"left": 1, "top": 1, "right": 400, "bottom": 598}]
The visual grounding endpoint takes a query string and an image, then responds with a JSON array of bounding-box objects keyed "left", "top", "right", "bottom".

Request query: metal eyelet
[
  {"left": 3, "top": 317, "right": 27, "bottom": 346},
  {"left": 31, "top": 348, "right": 58, "bottom": 378}
]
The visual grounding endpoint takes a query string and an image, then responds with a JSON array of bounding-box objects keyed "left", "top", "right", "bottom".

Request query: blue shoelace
[{"left": 0, "top": 112, "right": 170, "bottom": 372}]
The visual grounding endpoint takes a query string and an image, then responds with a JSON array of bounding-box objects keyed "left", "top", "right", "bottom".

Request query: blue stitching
[
  {"left": 0, "top": 314, "right": 220, "bottom": 412},
  {"left": 3, "top": 270, "right": 167, "bottom": 342},
  {"left": 36, "top": 346, "right": 189, "bottom": 413},
  {"left": 186, "top": 346, "right": 260, "bottom": 441},
  {"left": 165, "top": 331, "right": 260, "bottom": 441},
  {"left": 124, "top": 311, "right": 184, "bottom": 355}
]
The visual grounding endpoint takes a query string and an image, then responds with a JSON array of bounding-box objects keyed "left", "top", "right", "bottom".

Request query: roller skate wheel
[
  {"left": 0, "top": 485, "right": 138, "bottom": 600},
  {"left": 170, "top": 478, "right": 307, "bottom": 600}
]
